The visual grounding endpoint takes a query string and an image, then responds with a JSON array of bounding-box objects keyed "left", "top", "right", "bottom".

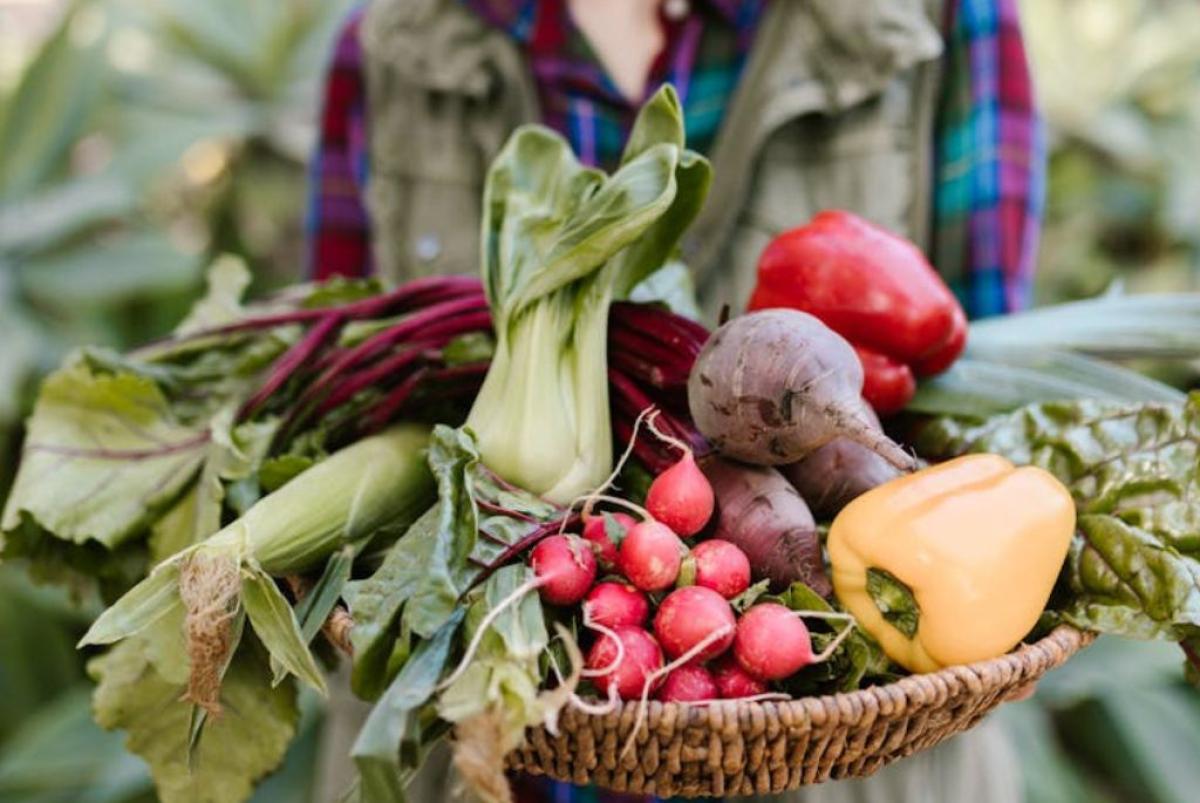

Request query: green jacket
[{"left": 360, "top": 0, "right": 943, "bottom": 317}]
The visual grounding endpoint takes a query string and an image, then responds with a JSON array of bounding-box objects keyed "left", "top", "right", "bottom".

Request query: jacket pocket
[
  {"left": 368, "top": 169, "right": 482, "bottom": 283},
  {"left": 743, "top": 84, "right": 917, "bottom": 239}
]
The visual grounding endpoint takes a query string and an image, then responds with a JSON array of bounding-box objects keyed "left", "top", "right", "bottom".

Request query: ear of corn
[{"left": 81, "top": 424, "right": 436, "bottom": 703}]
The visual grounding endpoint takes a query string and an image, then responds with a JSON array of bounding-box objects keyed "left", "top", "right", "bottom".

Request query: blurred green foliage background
[{"left": 0, "top": 0, "right": 1197, "bottom": 800}]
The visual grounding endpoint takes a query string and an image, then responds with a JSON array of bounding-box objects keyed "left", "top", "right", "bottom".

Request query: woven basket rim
[
  {"left": 576, "top": 624, "right": 1092, "bottom": 721},
  {"left": 511, "top": 626, "right": 1093, "bottom": 796}
]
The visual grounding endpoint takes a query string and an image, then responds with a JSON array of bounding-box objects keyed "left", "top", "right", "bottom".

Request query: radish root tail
[
  {"left": 575, "top": 406, "right": 655, "bottom": 526},
  {"left": 646, "top": 409, "right": 693, "bottom": 457},
  {"left": 580, "top": 612, "right": 626, "bottom": 679},
  {"left": 437, "top": 573, "right": 552, "bottom": 692},
  {"left": 619, "top": 624, "right": 736, "bottom": 761}
]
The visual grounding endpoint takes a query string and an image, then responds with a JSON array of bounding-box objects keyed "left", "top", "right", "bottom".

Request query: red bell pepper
[{"left": 747, "top": 210, "right": 967, "bottom": 415}]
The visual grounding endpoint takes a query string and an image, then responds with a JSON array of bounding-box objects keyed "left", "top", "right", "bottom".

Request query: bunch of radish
[{"left": 524, "top": 428, "right": 854, "bottom": 708}]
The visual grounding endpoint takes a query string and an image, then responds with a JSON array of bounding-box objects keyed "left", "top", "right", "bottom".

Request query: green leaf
[
  {"left": 346, "top": 507, "right": 438, "bottom": 700},
  {"left": 1056, "top": 685, "right": 1200, "bottom": 803},
  {"left": 351, "top": 610, "right": 464, "bottom": 802},
  {"left": 79, "top": 563, "right": 182, "bottom": 647},
  {"left": 441, "top": 332, "right": 494, "bottom": 366},
  {"left": 406, "top": 426, "right": 481, "bottom": 638},
  {"left": 19, "top": 229, "right": 203, "bottom": 310},
  {"left": 997, "top": 702, "right": 1116, "bottom": 803},
  {"left": 301, "top": 276, "right": 384, "bottom": 308},
  {"left": 0, "top": 687, "right": 152, "bottom": 803},
  {"left": 148, "top": 410, "right": 277, "bottom": 564},
  {"left": 911, "top": 350, "right": 1185, "bottom": 419},
  {"left": 969, "top": 292, "right": 1200, "bottom": 359},
  {"left": 0, "top": 8, "right": 106, "bottom": 201},
  {"left": 729, "top": 579, "right": 770, "bottom": 613},
  {"left": 477, "top": 564, "right": 547, "bottom": 662},
  {"left": 173, "top": 258, "right": 252, "bottom": 335},
  {"left": 241, "top": 566, "right": 327, "bottom": 695},
  {"left": 1, "top": 360, "right": 209, "bottom": 548},
  {"left": 296, "top": 545, "right": 355, "bottom": 645},
  {"left": 90, "top": 639, "right": 298, "bottom": 803},
  {"left": 258, "top": 454, "right": 315, "bottom": 493},
  {"left": 1059, "top": 515, "right": 1200, "bottom": 639},
  {"left": 866, "top": 568, "right": 921, "bottom": 639}
]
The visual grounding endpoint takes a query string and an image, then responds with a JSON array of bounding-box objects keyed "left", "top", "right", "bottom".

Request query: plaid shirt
[
  {"left": 304, "top": 1, "right": 1042, "bottom": 797},
  {"left": 306, "top": 0, "right": 1044, "bottom": 318}
]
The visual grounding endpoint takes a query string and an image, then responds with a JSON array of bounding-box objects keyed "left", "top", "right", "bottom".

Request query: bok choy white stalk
[{"left": 466, "top": 86, "right": 711, "bottom": 502}]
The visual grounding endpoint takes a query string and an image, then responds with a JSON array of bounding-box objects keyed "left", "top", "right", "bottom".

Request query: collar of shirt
[{"left": 464, "top": 0, "right": 750, "bottom": 42}]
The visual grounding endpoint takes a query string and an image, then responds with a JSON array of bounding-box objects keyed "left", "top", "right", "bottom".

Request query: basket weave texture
[{"left": 507, "top": 626, "right": 1091, "bottom": 798}]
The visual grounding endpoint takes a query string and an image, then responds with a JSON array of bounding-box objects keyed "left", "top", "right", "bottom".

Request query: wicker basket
[{"left": 507, "top": 626, "right": 1091, "bottom": 798}]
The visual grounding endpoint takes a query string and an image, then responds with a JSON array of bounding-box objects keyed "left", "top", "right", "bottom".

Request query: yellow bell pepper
[{"left": 827, "top": 454, "right": 1075, "bottom": 674}]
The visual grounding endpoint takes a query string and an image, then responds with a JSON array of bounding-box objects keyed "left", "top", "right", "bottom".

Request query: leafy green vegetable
[
  {"left": 347, "top": 426, "right": 557, "bottom": 699},
  {"left": 2, "top": 360, "right": 209, "bottom": 549},
  {"left": 866, "top": 568, "right": 921, "bottom": 639},
  {"left": 349, "top": 610, "right": 464, "bottom": 803},
  {"left": 918, "top": 395, "right": 1200, "bottom": 669},
  {"left": 241, "top": 565, "right": 327, "bottom": 694},
  {"left": 466, "top": 85, "right": 711, "bottom": 503},
  {"left": 89, "top": 639, "right": 298, "bottom": 803},
  {"left": 729, "top": 579, "right": 770, "bottom": 613}
]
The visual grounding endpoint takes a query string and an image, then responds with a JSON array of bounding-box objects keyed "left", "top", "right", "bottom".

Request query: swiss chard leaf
[
  {"left": 405, "top": 426, "right": 482, "bottom": 639},
  {"left": 918, "top": 395, "right": 1200, "bottom": 653},
  {"left": 350, "top": 610, "right": 464, "bottom": 803},
  {"left": 347, "top": 427, "right": 554, "bottom": 698}
]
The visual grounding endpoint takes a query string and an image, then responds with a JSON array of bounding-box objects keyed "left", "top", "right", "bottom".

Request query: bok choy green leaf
[{"left": 466, "top": 85, "right": 711, "bottom": 502}]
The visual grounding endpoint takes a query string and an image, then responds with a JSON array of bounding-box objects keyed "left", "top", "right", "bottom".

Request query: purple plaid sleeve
[
  {"left": 932, "top": 0, "right": 1046, "bottom": 317},
  {"left": 305, "top": 6, "right": 372, "bottom": 281}
]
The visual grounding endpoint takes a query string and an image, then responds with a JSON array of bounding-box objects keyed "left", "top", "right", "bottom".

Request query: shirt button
[
  {"left": 415, "top": 233, "right": 442, "bottom": 262},
  {"left": 664, "top": 0, "right": 690, "bottom": 20}
]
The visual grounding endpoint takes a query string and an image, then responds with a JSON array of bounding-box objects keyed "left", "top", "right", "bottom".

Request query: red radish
[
  {"left": 653, "top": 586, "right": 736, "bottom": 662},
  {"left": 691, "top": 539, "right": 751, "bottom": 599},
  {"left": 530, "top": 534, "right": 597, "bottom": 606},
  {"left": 585, "top": 626, "right": 664, "bottom": 700},
  {"left": 645, "top": 451, "right": 714, "bottom": 537},
  {"left": 711, "top": 653, "right": 768, "bottom": 699},
  {"left": 583, "top": 581, "right": 649, "bottom": 629},
  {"left": 618, "top": 520, "right": 684, "bottom": 591},
  {"left": 734, "top": 603, "right": 814, "bottom": 681},
  {"left": 657, "top": 665, "right": 718, "bottom": 703},
  {"left": 581, "top": 512, "right": 635, "bottom": 569}
]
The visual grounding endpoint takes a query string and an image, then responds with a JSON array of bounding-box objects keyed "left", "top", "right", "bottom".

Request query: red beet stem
[
  {"left": 157, "top": 276, "right": 486, "bottom": 344},
  {"left": 461, "top": 513, "right": 582, "bottom": 598},
  {"left": 238, "top": 314, "right": 343, "bottom": 420},
  {"left": 361, "top": 367, "right": 432, "bottom": 433}
]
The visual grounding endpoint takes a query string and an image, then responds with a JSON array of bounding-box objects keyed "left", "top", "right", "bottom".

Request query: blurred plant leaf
[
  {"left": 0, "top": 687, "right": 152, "bottom": 803},
  {"left": 1055, "top": 685, "right": 1200, "bottom": 803},
  {"left": 0, "top": 8, "right": 107, "bottom": 201}
]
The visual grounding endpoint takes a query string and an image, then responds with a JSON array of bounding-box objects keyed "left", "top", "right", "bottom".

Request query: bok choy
[{"left": 466, "top": 85, "right": 711, "bottom": 502}]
